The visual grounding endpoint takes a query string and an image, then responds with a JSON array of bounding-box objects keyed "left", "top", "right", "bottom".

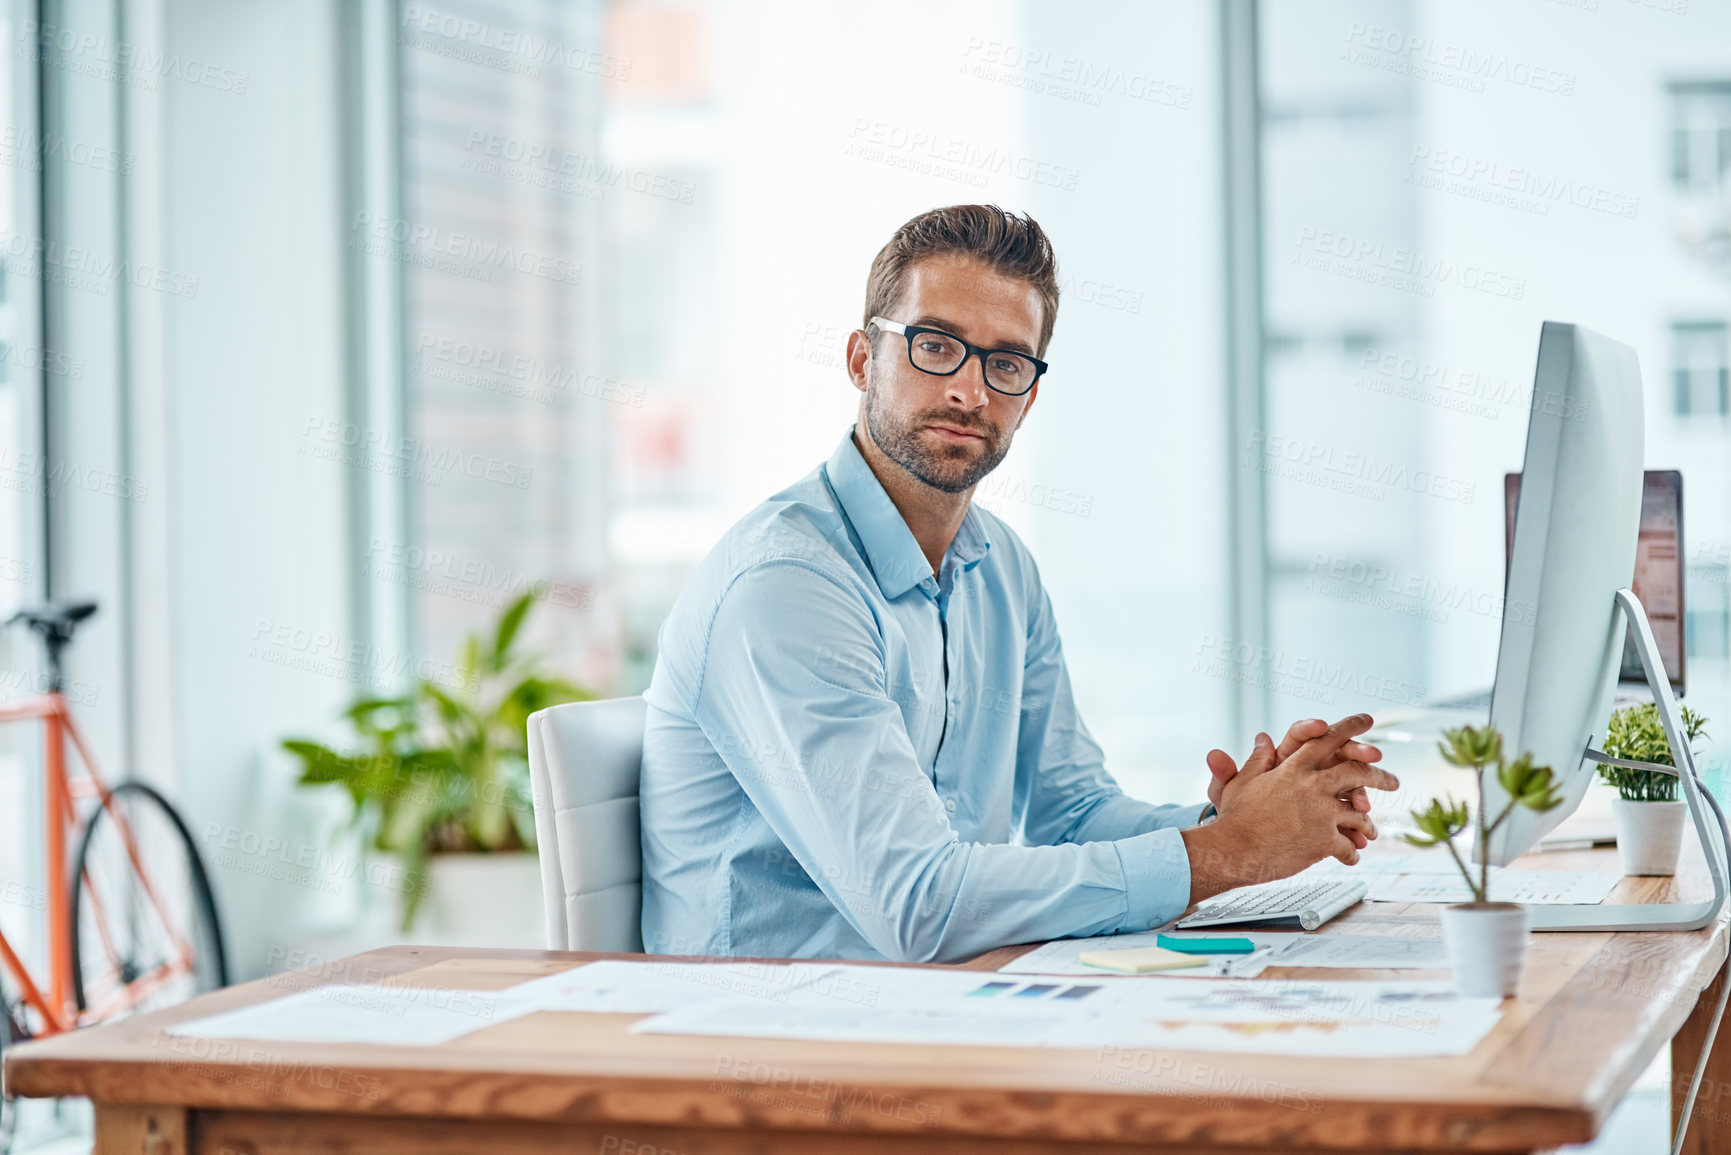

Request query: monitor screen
[{"left": 1504, "top": 469, "right": 1684, "bottom": 692}]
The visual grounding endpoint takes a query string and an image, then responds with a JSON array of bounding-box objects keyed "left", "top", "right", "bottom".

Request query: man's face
[{"left": 849, "top": 253, "right": 1043, "bottom": 495}]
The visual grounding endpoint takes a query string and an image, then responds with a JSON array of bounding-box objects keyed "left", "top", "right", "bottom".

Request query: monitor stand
[{"left": 1529, "top": 588, "right": 1728, "bottom": 932}]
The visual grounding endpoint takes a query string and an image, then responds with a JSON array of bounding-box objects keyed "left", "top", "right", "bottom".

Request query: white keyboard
[{"left": 1174, "top": 879, "right": 1367, "bottom": 932}]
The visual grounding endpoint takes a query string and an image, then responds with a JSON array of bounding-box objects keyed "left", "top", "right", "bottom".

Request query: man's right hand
[
  {"left": 1180, "top": 714, "right": 1399, "bottom": 906},
  {"left": 1206, "top": 717, "right": 1383, "bottom": 844}
]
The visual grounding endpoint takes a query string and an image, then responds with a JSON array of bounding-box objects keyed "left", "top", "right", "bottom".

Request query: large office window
[
  {"left": 595, "top": 3, "right": 719, "bottom": 694},
  {"left": 382, "top": 0, "right": 1236, "bottom": 798},
  {"left": 588, "top": 0, "right": 1234, "bottom": 800},
  {"left": 1256, "top": 3, "right": 1731, "bottom": 754},
  {"left": 0, "top": 1, "right": 50, "bottom": 1146},
  {"left": 394, "top": 0, "right": 614, "bottom": 688},
  {"left": 376, "top": 0, "right": 1731, "bottom": 802},
  {"left": 0, "top": 1, "right": 31, "bottom": 699},
  {"left": 0, "top": 0, "right": 24, "bottom": 956},
  {"left": 1258, "top": 0, "right": 1425, "bottom": 726}
]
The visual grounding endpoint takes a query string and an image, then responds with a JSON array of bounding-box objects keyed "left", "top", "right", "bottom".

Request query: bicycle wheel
[{"left": 71, "top": 781, "right": 228, "bottom": 1017}]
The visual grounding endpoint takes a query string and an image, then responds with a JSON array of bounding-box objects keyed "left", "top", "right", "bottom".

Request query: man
[{"left": 640, "top": 204, "right": 1398, "bottom": 964}]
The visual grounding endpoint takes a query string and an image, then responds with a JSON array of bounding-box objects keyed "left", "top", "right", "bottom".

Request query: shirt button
[{"left": 945, "top": 798, "right": 958, "bottom": 813}]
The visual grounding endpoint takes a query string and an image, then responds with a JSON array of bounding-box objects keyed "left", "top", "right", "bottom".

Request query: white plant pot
[
  {"left": 1440, "top": 902, "right": 1529, "bottom": 998},
  {"left": 417, "top": 852, "right": 545, "bottom": 948},
  {"left": 1612, "top": 798, "right": 1687, "bottom": 876}
]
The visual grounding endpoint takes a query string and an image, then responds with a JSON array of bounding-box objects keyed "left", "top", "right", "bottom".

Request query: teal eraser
[{"left": 1157, "top": 933, "right": 1256, "bottom": 955}]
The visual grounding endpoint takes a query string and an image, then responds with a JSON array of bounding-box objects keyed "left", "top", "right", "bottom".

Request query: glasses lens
[
  {"left": 984, "top": 352, "right": 1037, "bottom": 395},
  {"left": 906, "top": 330, "right": 966, "bottom": 374}
]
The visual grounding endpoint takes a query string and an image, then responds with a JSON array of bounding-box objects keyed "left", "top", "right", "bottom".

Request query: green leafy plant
[
  {"left": 282, "top": 592, "right": 592, "bottom": 928},
  {"left": 1597, "top": 701, "right": 1709, "bottom": 802},
  {"left": 1404, "top": 724, "right": 1565, "bottom": 904}
]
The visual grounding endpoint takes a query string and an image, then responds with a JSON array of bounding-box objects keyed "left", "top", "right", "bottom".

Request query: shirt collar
[{"left": 824, "top": 426, "right": 992, "bottom": 599}]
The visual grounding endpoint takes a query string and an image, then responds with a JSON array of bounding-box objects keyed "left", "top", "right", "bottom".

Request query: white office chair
[{"left": 526, "top": 696, "right": 647, "bottom": 952}]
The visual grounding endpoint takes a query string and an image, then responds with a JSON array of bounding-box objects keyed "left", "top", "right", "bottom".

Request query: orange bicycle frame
[{"left": 0, "top": 690, "right": 196, "bottom": 1035}]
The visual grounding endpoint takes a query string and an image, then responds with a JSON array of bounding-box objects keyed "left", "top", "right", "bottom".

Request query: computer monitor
[
  {"left": 1503, "top": 469, "right": 1685, "bottom": 694},
  {"left": 1443, "top": 321, "right": 1726, "bottom": 930},
  {"left": 1480, "top": 322, "right": 1644, "bottom": 867}
]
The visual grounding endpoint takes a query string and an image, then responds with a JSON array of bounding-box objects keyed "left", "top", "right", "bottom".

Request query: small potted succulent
[
  {"left": 1598, "top": 701, "right": 1709, "bottom": 877},
  {"left": 1405, "top": 725, "right": 1563, "bottom": 998}
]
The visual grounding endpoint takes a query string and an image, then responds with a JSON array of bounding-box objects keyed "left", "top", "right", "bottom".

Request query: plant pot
[
  {"left": 1612, "top": 798, "right": 1687, "bottom": 876},
  {"left": 417, "top": 851, "right": 545, "bottom": 948},
  {"left": 1440, "top": 902, "right": 1529, "bottom": 998}
]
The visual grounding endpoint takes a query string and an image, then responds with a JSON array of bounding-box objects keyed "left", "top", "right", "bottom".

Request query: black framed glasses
[{"left": 869, "top": 316, "right": 1048, "bottom": 397}]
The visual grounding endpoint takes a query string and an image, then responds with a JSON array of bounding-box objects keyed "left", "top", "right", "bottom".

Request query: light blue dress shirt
[{"left": 640, "top": 427, "right": 1204, "bottom": 963}]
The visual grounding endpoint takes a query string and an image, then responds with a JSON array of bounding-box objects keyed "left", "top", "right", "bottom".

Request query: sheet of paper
[
  {"left": 997, "top": 930, "right": 1276, "bottom": 978},
  {"left": 637, "top": 965, "right": 1113, "bottom": 1049},
  {"left": 875, "top": 968, "right": 1502, "bottom": 1056},
  {"left": 634, "top": 965, "right": 1502, "bottom": 1057},
  {"left": 168, "top": 982, "right": 519, "bottom": 1046},
  {"left": 1004, "top": 930, "right": 1445, "bottom": 973},
  {"left": 1078, "top": 979, "right": 1503, "bottom": 1055},
  {"left": 776, "top": 965, "right": 1099, "bottom": 1015},
  {"left": 1365, "top": 869, "right": 1621, "bottom": 905},
  {"left": 1537, "top": 819, "right": 1618, "bottom": 851},
  {"left": 1238, "top": 933, "right": 1448, "bottom": 969},
  {"left": 168, "top": 961, "right": 850, "bottom": 1047},
  {"left": 635, "top": 1000, "right": 1081, "bottom": 1048},
  {"left": 1286, "top": 854, "right": 1444, "bottom": 882},
  {"left": 493, "top": 960, "right": 829, "bottom": 1015},
  {"left": 746, "top": 965, "right": 1113, "bottom": 1042}
]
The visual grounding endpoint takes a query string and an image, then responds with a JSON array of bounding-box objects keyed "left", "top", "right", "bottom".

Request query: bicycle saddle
[{"left": 7, "top": 598, "right": 98, "bottom": 641}]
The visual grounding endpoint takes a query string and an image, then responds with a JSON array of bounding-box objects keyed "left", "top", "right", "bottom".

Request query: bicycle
[{"left": 0, "top": 599, "right": 227, "bottom": 1153}]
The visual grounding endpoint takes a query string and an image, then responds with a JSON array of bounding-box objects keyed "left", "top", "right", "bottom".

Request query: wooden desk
[{"left": 7, "top": 846, "right": 1728, "bottom": 1155}]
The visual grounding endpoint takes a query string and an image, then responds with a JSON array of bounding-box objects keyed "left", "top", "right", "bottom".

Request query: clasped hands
[{"left": 1180, "top": 714, "right": 1400, "bottom": 905}]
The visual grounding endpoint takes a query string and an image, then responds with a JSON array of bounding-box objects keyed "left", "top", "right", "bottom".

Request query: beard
[{"left": 863, "top": 371, "right": 1011, "bottom": 495}]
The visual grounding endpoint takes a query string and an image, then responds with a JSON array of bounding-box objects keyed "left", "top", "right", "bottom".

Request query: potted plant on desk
[
  {"left": 1404, "top": 724, "right": 1564, "bottom": 998},
  {"left": 1599, "top": 701, "right": 1709, "bottom": 877}
]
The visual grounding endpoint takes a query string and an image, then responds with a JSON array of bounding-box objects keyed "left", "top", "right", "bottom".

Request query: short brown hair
[{"left": 863, "top": 205, "right": 1061, "bottom": 358}]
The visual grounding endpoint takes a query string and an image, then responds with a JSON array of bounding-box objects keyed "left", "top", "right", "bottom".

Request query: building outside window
[
  {"left": 1672, "top": 320, "right": 1730, "bottom": 419},
  {"left": 1670, "top": 81, "right": 1731, "bottom": 196}
]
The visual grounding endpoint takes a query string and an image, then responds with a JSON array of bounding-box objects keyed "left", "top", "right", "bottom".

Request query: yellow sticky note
[{"left": 1078, "top": 946, "right": 1209, "bottom": 974}]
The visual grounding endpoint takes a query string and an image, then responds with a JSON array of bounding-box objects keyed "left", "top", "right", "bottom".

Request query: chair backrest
[{"left": 526, "top": 696, "right": 647, "bottom": 952}]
